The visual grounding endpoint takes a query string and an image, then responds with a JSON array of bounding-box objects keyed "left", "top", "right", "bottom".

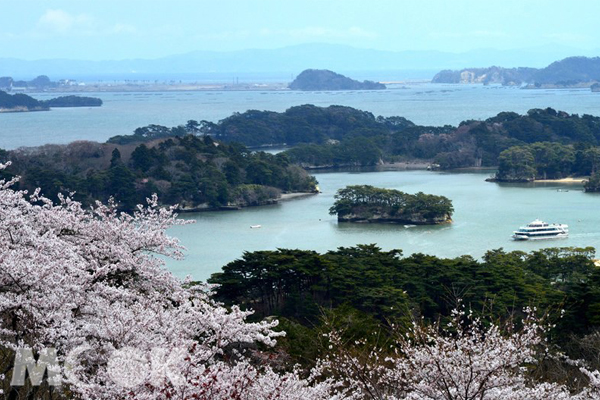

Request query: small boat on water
[
  {"left": 250, "top": 225, "right": 262, "bottom": 229},
  {"left": 512, "top": 219, "right": 568, "bottom": 240}
]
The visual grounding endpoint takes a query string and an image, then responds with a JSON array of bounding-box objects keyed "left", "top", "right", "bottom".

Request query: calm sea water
[
  {"left": 168, "top": 170, "right": 600, "bottom": 281},
  {"left": 1, "top": 84, "right": 598, "bottom": 150},
  {"left": 1, "top": 84, "right": 599, "bottom": 281}
]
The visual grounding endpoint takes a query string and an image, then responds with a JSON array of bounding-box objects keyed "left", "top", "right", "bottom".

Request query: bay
[
  {"left": 1, "top": 84, "right": 598, "bottom": 150},
  {"left": 168, "top": 169, "right": 600, "bottom": 282},
  {"left": 2, "top": 83, "right": 599, "bottom": 281}
]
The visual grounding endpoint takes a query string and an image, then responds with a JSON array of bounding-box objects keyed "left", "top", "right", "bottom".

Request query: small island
[
  {"left": 289, "top": 69, "right": 386, "bottom": 91},
  {"left": 41, "top": 95, "right": 103, "bottom": 107},
  {"left": 0, "top": 90, "right": 102, "bottom": 112},
  {"left": 329, "top": 185, "right": 453, "bottom": 225}
]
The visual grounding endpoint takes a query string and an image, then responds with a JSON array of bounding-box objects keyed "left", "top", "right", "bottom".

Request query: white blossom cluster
[
  {"left": 325, "top": 306, "right": 600, "bottom": 399},
  {"left": 0, "top": 163, "right": 336, "bottom": 399},
  {"left": 2, "top": 161, "right": 600, "bottom": 399}
]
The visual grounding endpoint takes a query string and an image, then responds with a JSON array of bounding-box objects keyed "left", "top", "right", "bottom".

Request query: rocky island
[
  {"left": 289, "top": 69, "right": 386, "bottom": 91},
  {"left": 329, "top": 185, "right": 453, "bottom": 225}
]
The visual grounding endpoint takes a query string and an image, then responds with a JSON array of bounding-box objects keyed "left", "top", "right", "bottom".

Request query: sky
[{"left": 1, "top": 0, "right": 599, "bottom": 60}]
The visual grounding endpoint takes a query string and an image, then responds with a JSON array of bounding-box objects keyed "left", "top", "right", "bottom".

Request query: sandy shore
[
  {"left": 534, "top": 177, "right": 587, "bottom": 183},
  {"left": 279, "top": 192, "right": 318, "bottom": 201}
]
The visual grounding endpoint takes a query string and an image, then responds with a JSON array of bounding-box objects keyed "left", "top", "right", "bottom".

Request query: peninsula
[
  {"left": 329, "top": 185, "right": 453, "bottom": 225},
  {"left": 0, "top": 90, "right": 102, "bottom": 112},
  {"left": 289, "top": 69, "right": 386, "bottom": 91},
  {"left": 432, "top": 56, "right": 600, "bottom": 87}
]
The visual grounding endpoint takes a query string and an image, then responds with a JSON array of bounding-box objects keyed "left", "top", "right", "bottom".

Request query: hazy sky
[{"left": 2, "top": 0, "right": 599, "bottom": 60}]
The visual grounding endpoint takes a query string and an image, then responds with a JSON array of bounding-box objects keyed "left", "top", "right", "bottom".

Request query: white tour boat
[{"left": 512, "top": 219, "right": 568, "bottom": 241}]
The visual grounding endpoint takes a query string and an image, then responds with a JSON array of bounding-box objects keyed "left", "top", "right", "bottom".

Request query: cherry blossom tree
[
  {"left": 324, "top": 305, "right": 594, "bottom": 399},
  {"left": 2, "top": 160, "right": 600, "bottom": 400},
  {"left": 0, "top": 163, "right": 338, "bottom": 399}
]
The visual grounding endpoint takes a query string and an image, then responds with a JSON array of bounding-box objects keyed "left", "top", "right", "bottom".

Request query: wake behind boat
[{"left": 512, "top": 219, "right": 568, "bottom": 241}]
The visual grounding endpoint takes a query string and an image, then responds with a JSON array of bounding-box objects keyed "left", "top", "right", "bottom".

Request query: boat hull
[{"left": 512, "top": 233, "right": 568, "bottom": 241}]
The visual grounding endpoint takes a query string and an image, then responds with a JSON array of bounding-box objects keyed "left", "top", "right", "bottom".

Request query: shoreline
[
  {"left": 534, "top": 177, "right": 587, "bottom": 183},
  {"left": 279, "top": 192, "right": 318, "bottom": 201}
]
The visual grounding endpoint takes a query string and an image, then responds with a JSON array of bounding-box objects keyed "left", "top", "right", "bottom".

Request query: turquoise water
[
  {"left": 1, "top": 84, "right": 598, "bottom": 149},
  {"left": 168, "top": 169, "right": 600, "bottom": 281},
  {"left": 2, "top": 84, "right": 599, "bottom": 281}
]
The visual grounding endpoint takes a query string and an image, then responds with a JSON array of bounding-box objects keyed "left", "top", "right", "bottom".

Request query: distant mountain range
[
  {"left": 432, "top": 56, "right": 600, "bottom": 86},
  {"left": 1, "top": 43, "right": 598, "bottom": 81}
]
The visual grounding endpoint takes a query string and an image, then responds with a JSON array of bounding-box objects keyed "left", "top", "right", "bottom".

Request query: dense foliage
[
  {"left": 493, "top": 142, "right": 600, "bottom": 181},
  {"left": 106, "top": 106, "right": 600, "bottom": 171},
  {"left": 584, "top": 172, "right": 600, "bottom": 192},
  {"left": 210, "top": 245, "right": 600, "bottom": 381},
  {"left": 0, "top": 90, "right": 47, "bottom": 111},
  {"left": 221, "top": 106, "right": 600, "bottom": 169},
  {"left": 2, "top": 135, "right": 316, "bottom": 211},
  {"left": 0, "top": 90, "right": 102, "bottom": 111},
  {"left": 329, "top": 185, "right": 453, "bottom": 224},
  {"left": 209, "top": 245, "right": 594, "bottom": 330},
  {"left": 41, "top": 95, "right": 102, "bottom": 107},
  {"left": 289, "top": 69, "right": 386, "bottom": 90}
]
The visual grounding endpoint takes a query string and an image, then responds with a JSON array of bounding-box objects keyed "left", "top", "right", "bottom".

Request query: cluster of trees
[
  {"left": 4, "top": 166, "right": 600, "bottom": 398},
  {"left": 209, "top": 244, "right": 600, "bottom": 395},
  {"left": 213, "top": 104, "right": 398, "bottom": 147},
  {"left": 41, "top": 95, "right": 102, "bottom": 107},
  {"left": 0, "top": 90, "right": 101, "bottom": 111},
  {"left": 329, "top": 185, "right": 453, "bottom": 224},
  {"left": 107, "top": 120, "right": 215, "bottom": 145},
  {"left": 493, "top": 142, "right": 600, "bottom": 181},
  {"left": 216, "top": 105, "right": 600, "bottom": 170},
  {"left": 0, "top": 90, "right": 47, "bottom": 111},
  {"left": 288, "top": 69, "right": 386, "bottom": 91},
  {"left": 2, "top": 135, "right": 316, "bottom": 211},
  {"left": 584, "top": 172, "right": 600, "bottom": 192},
  {"left": 108, "top": 106, "right": 600, "bottom": 172}
]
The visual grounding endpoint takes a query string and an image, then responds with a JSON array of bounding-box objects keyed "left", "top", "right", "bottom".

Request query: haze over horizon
[{"left": 2, "top": 0, "right": 599, "bottom": 61}]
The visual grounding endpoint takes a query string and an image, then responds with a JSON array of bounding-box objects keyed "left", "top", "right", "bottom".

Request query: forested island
[
  {"left": 107, "top": 104, "right": 600, "bottom": 184},
  {"left": 0, "top": 90, "right": 102, "bottom": 112},
  {"left": 0, "top": 135, "right": 316, "bottom": 211},
  {"left": 432, "top": 56, "right": 600, "bottom": 87},
  {"left": 5, "top": 104, "right": 600, "bottom": 207},
  {"left": 329, "top": 185, "right": 453, "bottom": 224},
  {"left": 289, "top": 69, "right": 386, "bottom": 91}
]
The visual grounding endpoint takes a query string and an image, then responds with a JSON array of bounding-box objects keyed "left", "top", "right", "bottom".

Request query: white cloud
[
  {"left": 36, "top": 9, "right": 137, "bottom": 37},
  {"left": 38, "top": 9, "right": 93, "bottom": 34}
]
